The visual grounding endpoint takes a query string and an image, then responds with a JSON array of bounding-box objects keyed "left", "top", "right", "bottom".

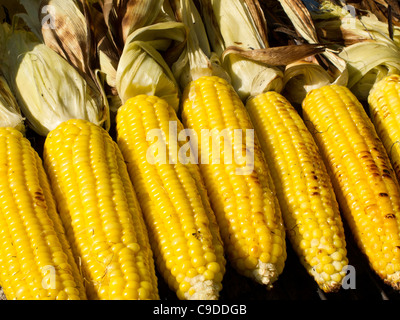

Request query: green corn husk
[
  {"left": 15, "top": 0, "right": 44, "bottom": 40},
  {"left": 0, "top": 23, "right": 107, "bottom": 136}
]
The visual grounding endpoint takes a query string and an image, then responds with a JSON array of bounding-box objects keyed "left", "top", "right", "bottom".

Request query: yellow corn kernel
[
  {"left": 43, "top": 119, "right": 159, "bottom": 300},
  {"left": 368, "top": 74, "right": 400, "bottom": 181},
  {"left": 0, "top": 127, "right": 86, "bottom": 300},
  {"left": 303, "top": 84, "right": 400, "bottom": 290},
  {"left": 180, "top": 76, "right": 287, "bottom": 288},
  {"left": 116, "top": 95, "right": 226, "bottom": 300},
  {"left": 247, "top": 91, "right": 349, "bottom": 292}
]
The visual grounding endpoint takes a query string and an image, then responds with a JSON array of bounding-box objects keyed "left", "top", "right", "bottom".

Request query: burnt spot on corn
[
  {"left": 34, "top": 190, "right": 45, "bottom": 201},
  {"left": 379, "top": 193, "right": 389, "bottom": 197},
  {"left": 34, "top": 190, "right": 47, "bottom": 208},
  {"left": 385, "top": 213, "right": 396, "bottom": 219}
]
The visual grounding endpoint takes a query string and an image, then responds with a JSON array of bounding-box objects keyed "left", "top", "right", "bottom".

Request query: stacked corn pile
[{"left": 0, "top": 0, "right": 399, "bottom": 300}]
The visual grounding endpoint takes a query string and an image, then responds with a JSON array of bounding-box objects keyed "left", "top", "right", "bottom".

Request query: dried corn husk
[
  {"left": 86, "top": 0, "right": 121, "bottom": 107},
  {"left": 304, "top": 1, "right": 400, "bottom": 100},
  {"left": 0, "top": 75, "right": 25, "bottom": 133},
  {"left": 277, "top": 0, "right": 348, "bottom": 103},
  {"left": 97, "top": 0, "right": 165, "bottom": 45},
  {"left": 198, "top": 0, "right": 330, "bottom": 102},
  {"left": 39, "top": 0, "right": 95, "bottom": 81},
  {"left": 0, "top": 23, "right": 107, "bottom": 136},
  {"left": 198, "top": 0, "right": 284, "bottom": 101},
  {"left": 115, "top": 20, "right": 186, "bottom": 112},
  {"left": 311, "top": 0, "right": 400, "bottom": 47},
  {"left": 170, "top": 0, "right": 231, "bottom": 90},
  {"left": 89, "top": 1, "right": 185, "bottom": 114}
]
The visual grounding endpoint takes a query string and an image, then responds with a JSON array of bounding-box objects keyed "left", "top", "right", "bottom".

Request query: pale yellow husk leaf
[
  {"left": 0, "top": 24, "right": 106, "bottom": 136},
  {"left": 171, "top": 0, "right": 231, "bottom": 90},
  {"left": 0, "top": 75, "right": 25, "bottom": 133},
  {"left": 115, "top": 21, "right": 186, "bottom": 112},
  {"left": 339, "top": 40, "right": 400, "bottom": 100}
]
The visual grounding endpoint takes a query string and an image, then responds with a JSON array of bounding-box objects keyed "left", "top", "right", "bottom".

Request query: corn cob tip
[
  {"left": 250, "top": 261, "right": 280, "bottom": 289},
  {"left": 384, "top": 272, "right": 400, "bottom": 291},
  {"left": 315, "top": 278, "right": 342, "bottom": 293},
  {"left": 182, "top": 275, "right": 221, "bottom": 300}
]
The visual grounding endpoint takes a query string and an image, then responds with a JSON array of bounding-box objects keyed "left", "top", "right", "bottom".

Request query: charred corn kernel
[
  {"left": 43, "top": 119, "right": 159, "bottom": 300},
  {"left": 0, "top": 127, "right": 86, "bottom": 300},
  {"left": 180, "top": 76, "right": 286, "bottom": 288},
  {"left": 116, "top": 95, "right": 226, "bottom": 300},
  {"left": 303, "top": 85, "right": 400, "bottom": 290},
  {"left": 368, "top": 74, "right": 400, "bottom": 181},
  {"left": 246, "top": 92, "right": 348, "bottom": 292}
]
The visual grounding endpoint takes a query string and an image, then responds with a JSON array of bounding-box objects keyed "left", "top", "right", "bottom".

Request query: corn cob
[
  {"left": 0, "top": 127, "right": 87, "bottom": 300},
  {"left": 368, "top": 74, "right": 400, "bottom": 181},
  {"left": 43, "top": 119, "right": 159, "bottom": 300},
  {"left": 180, "top": 75, "right": 287, "bottom": 288},
  {"left": 302, "top": 85, "right": 400, "bottom": 290},
  {"left": 246, "top": 91, "right": 349, "bottom": 292},
  {"left": 116, "top": 95, "right": 226, "bottom": 300}
]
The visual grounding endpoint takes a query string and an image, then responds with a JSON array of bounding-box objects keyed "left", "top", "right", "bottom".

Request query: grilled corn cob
[
  {"left": 302, "top": 85, "right": 400, "bottom": 289},
  {"left": 368, "top": 74, "right": 400, "bottom": 181},
  {"left": 116, "top": 95, "right": 226, "bottom": 300},
  {"left": 180, "top": 75, "right": 287, "bottom": 287},
  {"left": 247, "top": 91, "right": 348, "bottom": 292},
  {"left": 0, "top": 127, "right": 87, "bottom": 300},
  {"left": 43, "top": 119, "right": 159, "bottom": 300}
]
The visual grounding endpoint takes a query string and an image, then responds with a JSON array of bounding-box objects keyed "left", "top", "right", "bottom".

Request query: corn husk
[
  {"left": 311, "top": 1, "right": 400, "bottom": 47},
  {"left": 88, "top": 1, "right": 186, "bottom": 113},
  {"left": 39, "top": 0, "right": 95, "bottom": 81},
  {"left": 115, "top": 20, "right": 186, "bottom": 112},
  {"left": 170, "top": 0, "right": 231, "bottom": 90},
  {"left": 198, "top": 0, "right": 284, "bottom": 101},
  {"left": 97, "top": 0, "right": 165, "bottom": 45},
  {"left": 0, "top": 75, "right": 25, "bottom": 133},
  {"left": 304, "top": 1, "right": 400, "bottom": 100},
  {"left": 282, "top": 59, "right": 334, "bottom": 104},
  {"left": 198, "top": 0, "right": 330, "bottom": 102},
  {"left": 278, "top": 0, "right": 348, "bottom": 97},
  {"left": 91, "top": 0, "right": 171, "bottom": 83},
  {"left": 339, "top": 40, "right": 400, "bottom": 100},
  {"left": 0, "top": 23, "right": 107, "bottom": 136}
]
